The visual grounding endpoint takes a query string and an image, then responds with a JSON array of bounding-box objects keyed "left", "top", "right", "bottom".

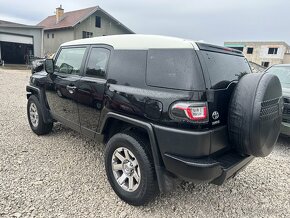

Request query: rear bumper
[
  {"left": 163, "top": 151, "right": 254, "bottom": 184},
  {"left": 153, "top": 124, "right": 229, "bottom": 158},
  {"left": 152, "top": 124, "right": 254, "bottom": 184},
  {"left": 280, "top": 122, "right": 290, "bottom": 136}
]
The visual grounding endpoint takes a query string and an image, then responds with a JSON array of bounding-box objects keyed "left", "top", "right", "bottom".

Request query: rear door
[
  {"left": 196, "top": 44, "right": 252, "bottom": 127},
  {"left": 75, "top": 46, "right": 111, "bottom": 138},
  {"left": 45, "top": 46, "right": 87, "bottom": 131}
]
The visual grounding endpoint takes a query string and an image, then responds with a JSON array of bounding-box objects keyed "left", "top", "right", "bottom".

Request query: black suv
[{"left": 26, "top": 35, "right": 283, "bottom": 206}]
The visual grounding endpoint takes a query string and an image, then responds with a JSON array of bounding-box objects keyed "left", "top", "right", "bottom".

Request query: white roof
[{"left": 61, "top": 34, "right": 199, "bottom": 50}]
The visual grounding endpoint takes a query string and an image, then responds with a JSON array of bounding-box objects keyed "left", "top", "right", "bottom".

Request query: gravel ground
[{"left": 0, "top": 68, "right": 289, "bottom": 218}]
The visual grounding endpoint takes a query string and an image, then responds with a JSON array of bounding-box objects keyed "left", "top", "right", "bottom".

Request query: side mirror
[{"left": 45, "top": 59, "right": 54, "bottom": 74}]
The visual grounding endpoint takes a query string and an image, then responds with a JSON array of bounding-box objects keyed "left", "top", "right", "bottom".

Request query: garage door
[{"left": 0, "top": 33, "right": 33, "bottom": 44}]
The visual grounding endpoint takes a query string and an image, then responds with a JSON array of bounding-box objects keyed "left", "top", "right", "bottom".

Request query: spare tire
[{"left": 228, "top": 73, "right": 283, "bottom": 157}]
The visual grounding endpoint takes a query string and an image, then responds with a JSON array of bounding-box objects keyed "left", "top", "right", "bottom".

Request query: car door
[
  {"left": 75, "top": 46, "right": 111, "bottom": 138},
  {"left": 45, "top": 46, "right": 88, "bottom": 132}
]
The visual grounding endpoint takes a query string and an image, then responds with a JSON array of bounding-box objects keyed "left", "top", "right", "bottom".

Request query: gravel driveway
[{"left": 0, "top": 68, "right": 289, "bottom": 218}]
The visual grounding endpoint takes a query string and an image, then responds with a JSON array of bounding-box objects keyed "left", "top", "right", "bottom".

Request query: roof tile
[{"left": 38, "top": 6, "right": 97, "bottom": 30}]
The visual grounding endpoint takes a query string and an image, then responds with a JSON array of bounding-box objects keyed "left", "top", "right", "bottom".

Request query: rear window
[
  {"left": 146, "top": 49, "right": 204, "bottom": 90},
  {"left": 200, "top": 51, "right": 251, "bottom": 89}
]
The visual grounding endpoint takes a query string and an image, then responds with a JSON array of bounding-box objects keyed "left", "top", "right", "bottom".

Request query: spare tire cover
[{"left": 228, "top": 73, "right": 283, "bottom": 157}]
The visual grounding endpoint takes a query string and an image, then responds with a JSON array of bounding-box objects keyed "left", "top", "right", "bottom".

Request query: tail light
[{"left": 169, "top": 102, "right": 208, "bottom": 123}]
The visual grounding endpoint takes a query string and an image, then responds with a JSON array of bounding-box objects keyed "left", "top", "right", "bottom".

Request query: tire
[
  {"left": 228, "top": 73, "right": 283, "bottom": 157},
  {"left": 104, "top": 131, "right": 158, "bottom": 206},
  {"left": 27, "top": 95, "right": 53, "bottom": 135}
]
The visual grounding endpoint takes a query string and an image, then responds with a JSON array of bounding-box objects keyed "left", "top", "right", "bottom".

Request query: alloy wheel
[
  {"left": 111, "top": 147, "right": 141, "bottom": 192},
  {"left": 29, "top": 103, "right": 39, "bottom": 127}
]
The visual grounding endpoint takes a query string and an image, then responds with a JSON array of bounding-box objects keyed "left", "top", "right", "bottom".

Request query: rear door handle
[{"left": 66, "top": 85, "right": 77, "bottom": 94}]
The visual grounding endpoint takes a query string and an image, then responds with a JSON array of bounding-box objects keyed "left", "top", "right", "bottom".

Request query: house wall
[
  {"left": 283, "top": 54, "right": 290, "bottom": 64},
  {"left": 0, "top": 27, "right": 43, "bottom": 57},
  {"left": 244, "top": 43, "right": 286, "bottom": 65},
  {"left": 43, "top": 28, "right": 74, "bottom": 55},
  {"left": 225, "top": 41, "right": 288, "bottom": 66},
  {"left": 43, "top": 11, "right": 132, "bottom": 55},
  {"left": 74, "top": 11, "right": 132, "bottom": 40}
]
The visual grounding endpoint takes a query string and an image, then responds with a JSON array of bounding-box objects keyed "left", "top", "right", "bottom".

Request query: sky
[{"left": 0, "top": 0, "right": 289, "bottom": 45}]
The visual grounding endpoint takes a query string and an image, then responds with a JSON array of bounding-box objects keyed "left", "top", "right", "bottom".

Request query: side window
[
  {"left": 107, "top": 50, "right": 147, "bottom": 86},
  {"left": 85, "top": 48, "right": 110, "bottom": 78},
  {"left": 146, "top": 49, "right": 203, "bottom": 90},
  {"left": 55, "top": 47, "right": 86, "bottom": 75}
]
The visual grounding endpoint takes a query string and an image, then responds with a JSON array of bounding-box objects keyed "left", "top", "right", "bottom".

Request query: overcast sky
[{"left": 0, "top": 0, "right": 289, "bottom": 45}]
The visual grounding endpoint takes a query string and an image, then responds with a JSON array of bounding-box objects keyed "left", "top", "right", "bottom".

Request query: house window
[
  {"left": 268, "top": 48, "right": 278, "bottom": 54},
  {"left": 82, "top": 31, "right": 93, "bottom": 39},
  {"left": 229, "top": 47, "right": 243, "bottom": 52},
  {"left": 261, "top": 61, "right": 270, "bottom": 68},
  {"left": 52, "top": 33, "right": 54, "bottom": 38},
  {"left": 247, "top": 47, "right": 254, "bottom": 54},
  {"left": 95, "top": 16, "right": 101, "bottom": 28},
  {"left": 47, "top": 33, "right": 49, "bottom": 39}
]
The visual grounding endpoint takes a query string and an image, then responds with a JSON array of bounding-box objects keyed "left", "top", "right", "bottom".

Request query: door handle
[{"left": 66, "top": 85, "right": 77, "bottom": 94}]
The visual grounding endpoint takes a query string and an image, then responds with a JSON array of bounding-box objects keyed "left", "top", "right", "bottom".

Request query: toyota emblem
[{"left": 212, "top": 111, "right": 219, "bottom": 120}]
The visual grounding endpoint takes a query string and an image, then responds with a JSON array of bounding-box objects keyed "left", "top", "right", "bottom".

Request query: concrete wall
[
  {"left": 0, "top": 27, "right": 43, "bottom": 57},
  {"left": 74, "top": 11, "right": 132, "bottom": 39},
  {"left": 225, "top": 41, "right": 289, "bottom": 66},
  {"left": 283, "top": 54, "right": 290, "bottom": 64},
  {"left": 43, "top": 28, "right": 74, "bottom": 55},
  {"left": 244, "top": 43, "right": 286, "bottom": 65}
]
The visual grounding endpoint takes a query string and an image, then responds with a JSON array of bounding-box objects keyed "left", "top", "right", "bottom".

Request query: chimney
[{"left": 56, "top": 5, "right": 64, "bottom": 23}]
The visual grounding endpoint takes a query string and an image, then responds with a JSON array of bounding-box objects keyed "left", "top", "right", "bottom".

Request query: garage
[
  {"left": 0, "top": 20, "right": 43, "bottom": 65},
  {"left": 0, "top": 33, "right": 34, "bottom": 64},
  {"left": 0, "top": 42, "right": 33, "bottom": 64}
]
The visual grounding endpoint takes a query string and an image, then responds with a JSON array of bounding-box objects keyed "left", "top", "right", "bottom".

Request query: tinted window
[
  {"left": 55, "top": 47, "right": 86, "bottom": 75},
  {"left": 200, "top": 51, "right": 251, "bottom": 89},
  {"left": 266, "top": 66, "right": 290, "bottom": 88},
  {"left": 108, "top": 50, "right": 147, "bottom": 86},
  {"left": 146, "top": 49, "right": 204, "bottom": 90},
  {"left": 86, "top": 48, "right": 110, "bottom": 78}
]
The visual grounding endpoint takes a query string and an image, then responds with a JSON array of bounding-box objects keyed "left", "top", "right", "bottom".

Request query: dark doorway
[{"left": 0, "top": 41, "right": 33, "bottom": 64}]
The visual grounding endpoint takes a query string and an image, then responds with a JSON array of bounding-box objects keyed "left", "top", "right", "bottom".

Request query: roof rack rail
[{"left": 196, "top": 42, "right": 243, "bottom": 56}]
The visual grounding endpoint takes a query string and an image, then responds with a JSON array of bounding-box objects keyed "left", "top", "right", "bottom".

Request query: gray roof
[{"left": 0, "top": 20, "right": 42, "bottom": 29}]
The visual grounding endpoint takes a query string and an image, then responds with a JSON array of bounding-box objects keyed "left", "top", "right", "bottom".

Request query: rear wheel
[
  {"left": 27, "top": 95, "right": 53, "bottom": 135},
  {"left": 104, "top": 131, "right": 158, "bottom": 206}
]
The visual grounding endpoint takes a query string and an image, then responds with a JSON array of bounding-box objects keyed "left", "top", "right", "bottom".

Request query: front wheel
[
  {"left": 27, "top": 95, "right": 53, "bottom": 135},
  {"left": 104, "top": 131, "right": 158, "bottom": 206}
]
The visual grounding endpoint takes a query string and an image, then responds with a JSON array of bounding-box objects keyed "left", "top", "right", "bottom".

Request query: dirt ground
[{"left": 0, "top": 68, "right": 289, "bottom": 217}]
